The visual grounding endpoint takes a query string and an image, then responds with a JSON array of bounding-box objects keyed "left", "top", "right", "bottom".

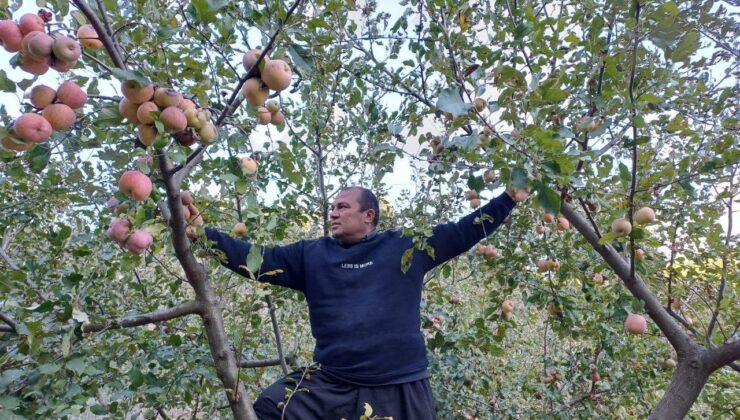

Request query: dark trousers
[{"left": 253, "top": 367, "right": 437, "bottom": 419}]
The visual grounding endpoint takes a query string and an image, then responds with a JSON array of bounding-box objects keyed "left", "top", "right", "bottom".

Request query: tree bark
[
  {"left": 649, "top": 349, "right": 710, "bottom": 420},
  {"left": 159, "top": 154, "right": 257, "bottom": 420}
]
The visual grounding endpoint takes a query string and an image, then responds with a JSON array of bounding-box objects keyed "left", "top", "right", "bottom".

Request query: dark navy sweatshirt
[{"left": 205, "top": 192, "right": 516, "bottom": 386}]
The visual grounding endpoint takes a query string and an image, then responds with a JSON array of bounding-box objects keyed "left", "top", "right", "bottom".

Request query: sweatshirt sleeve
[
  {"left": 205, "top": 228, "right": 306, "bottom": 292},
  {"left": 422, "top": 192, "right": 516, "bottom": 271}
]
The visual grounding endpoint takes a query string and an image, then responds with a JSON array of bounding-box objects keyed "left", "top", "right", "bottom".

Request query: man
[{"left": 204, "top": 186, "right": 526, "bottom": 419}]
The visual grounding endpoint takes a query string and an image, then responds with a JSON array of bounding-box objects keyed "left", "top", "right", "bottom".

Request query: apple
[
  {"left": 548, "top": 260, "right": 560, "bottom": 270},
  {"left": 449, "top": 295, "right": 460, "bottom": 305},
  {"left": 261, "top": 59, "right": 292, "bottom": 91},
  {"left": 24, "top": 31, "right": 54, "bottom": 61},
  {"left": 180, "top": 191, "right": 194, "bottom": 205},
  {"left": 483, "top": 169, "right": 497, "bottom": 183},
  {"left": 465, "top": 190, "right": 478, "bottom": 200},
  {"left": 502, "top": 299, "right": 515, "bottom": 314},
  {"left": 13, "top": 113, "right": 52, "bottom": 143},
  {"left": 174, "top": 130, "right": 197, "bottom": 147},
  {"left": 51, "top": 35, "right": 82, "bottom": 62},
  {"left": 119, "top": 170, "right": 153, "bottom": 201},
  {"left": 469, "top": 198, "right": 481, "bottom": 209},
  {"left": 591, "top": 273, "right": 604, "bottom": 285},
  {"left": 105, "top": 197, "right": 119, "bottom": 212},
  {"left": 542, "top": 213, "right": 555, "bottom": 223},
  {"left": 119, "top": 98, "right": 141, "bottom": 124},
  {"left": 179, "top": 98, "right": 196, "bottom": 111},
  {"left": 56, "top": 81, "right": 87, "bottom": 109},
  {"left": 474, "top": 98, "right": 486, "bottom": 112},
  {"left": 49, "top": 56, "right": 77, "bottom": 72},
  {"left": 547, "top": 302, "right": 562, "bottom": 316},
  {"left": 187, "top": 204, "right": 204, "bottom": 225},
  {"left": 136, "top": 101, "right": 159, "bottom": 125},
  {"left": 624, "top": 313, "right": 647, "bottom": 334},
  {"left": 42, "top": 103, "right": 76, "bottom": 130},
  {"left": 181, "top": 204, "right": 191, "bottom": 220},
  {"left": 19, "top": 55, "right": 49, "bottom": 75},
  {"left": 502, "top": 311, "right": 513, "bottom": 321},
  {"left": 535, "top": 225, "right": 545, "bottom": 235},
  {"left": 664, "top": 358, "right": 677, "bottom": 368},
  {"left": 271, "top": 111, "right": 285, "bottom": 125},
  {"left": 611, "top": 218, "right": 632, "bottom": 238},
  {"left": 30, "top": 84, "right": 56, "bottom": 109},
  {"left": 670, "top": 298, "right": 682, "bottom": 311},
  {"left": 153, "top": 87, "right": 183, "bottom": 108},
  {"left": 256, "top": 106, "right": 271, "bottom": 125},
  {"left": 266, "top": 100, "right": 280, "bottom": 113},
  {"left": 484, "top": 245, "right": 499, "bottom": 260},
  {"left": 1, "top": 135, "right": 32, "bottom": 152},
  {"left": 242, "top": 77, "right": 269, "bottom": 107},
  {"left": 160, "top": 106, "right": 187, "bottom": 133},
  {"left": 106, "top": 217, "right": 130, "bottom": 244},
  {"left": 240, "top": 157, "right": 258, "bottom": 175},
  {"left": 556, "top": 216, "right": 570, "bottom": 231},
  {"left": 121, "top": 81, "right": 155, "bottom": 104},
  {"left": 0, "top": 20, "right": 23, "bottom": 52},
  {"left": 232, "top": 222, "right": 248, "bottom": 237},
  {"left": 474, "top": 244, "right": 486, "bottom": 256},
  {"left": 126, "top": 229, "right": 153, "bottom": 255},
  {"left": 634, "top": 248, "right": 646, "bottom": 260},
  {"left": 77, "top": 24, "right": 102, "bottom": 49},
  {"left": 198, "top": 122, "right": 218, "bottom": 145},
  {"left": 537, "top": 259, "right": 550, "bottom": 272},
  {"left": 243, "top": 49, "right": 268, "bottom": 72},
  {"left": 137, "top": 124, "right": 158, "bottom": 146},
  {"left": 634, "top": 207, "right": 655, "bottom": 225},
  {"left": 18, "top": 13, "right": 44, "bottom": 35},
  {"left": 184, "top": 108, "right": 205, "bottom": 129}
]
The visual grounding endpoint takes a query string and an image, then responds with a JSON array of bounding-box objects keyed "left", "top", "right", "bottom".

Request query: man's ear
[{"left": 365, "top": 209, "right": 376, "bottom": 224}]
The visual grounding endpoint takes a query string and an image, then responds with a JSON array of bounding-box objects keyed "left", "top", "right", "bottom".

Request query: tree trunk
[
  {"left": 649, "top": 351, "right": 710, "bottom": 420},
  {"left": 198, "top": 273, "right": 258, "bottom": 420}
]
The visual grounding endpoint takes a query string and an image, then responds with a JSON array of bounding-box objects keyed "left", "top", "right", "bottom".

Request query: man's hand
[{"left": 506, "top": 188, "right": 530, "bottom": 202}]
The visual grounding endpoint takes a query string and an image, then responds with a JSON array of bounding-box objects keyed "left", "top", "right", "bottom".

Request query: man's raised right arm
[{"left": 204, "top": 228, "right": 306, "bottom": 291}]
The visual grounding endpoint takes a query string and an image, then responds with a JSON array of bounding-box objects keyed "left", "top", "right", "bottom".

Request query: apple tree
[{"left": 0, "top": 0, "right": 737, "bottom": 419}]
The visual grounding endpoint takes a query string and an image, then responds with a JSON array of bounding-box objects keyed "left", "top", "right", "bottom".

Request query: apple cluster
[
  {"left": 1, "top": 80, "right": 88, "bottom": 152},
  {"left": 474, "top": 243, "right": 499, "bottom": 260},
  {"left": 501, "top": 299, "right": 516, "bottom": 321},
  {"left": 118, "top": 82, "right": 217, "bottom": 148},
  {"left": 104, "top": 170, "right": 155, "bottom": 255},
  {"left": 611, "top": 206, "right": 656, "bottom": 238},
  {"left": 465, "top": 190, "right": 481, "bottom": 209},
  {"left": 179, "top": 191, "right": 205, "bottom": 239},
  {"left": 536, "top": 212, "right": 571, "bottom": 234},
  {"left": 256, "top": 100, "right": 285, "bottom": 126},
  {"left": 536, "top": 258, "right": 560, "bottom": 272},
  {"left": 0, "top": 13, "right": 101, "bottom": 76},
  {"left": 241, "top": 49, "right": 292, "bottom": 123}
]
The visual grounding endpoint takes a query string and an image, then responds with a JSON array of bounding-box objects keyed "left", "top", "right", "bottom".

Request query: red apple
[
  {"left": 13, "top": 113, "right": 52, "bottom": 143},
  {"left": 0, "top": 20, "right": 23, "bottom": 52},
  {"left": 106, "top": 217, "right": 130, "bottom": 244},
  {"left": 18, "top": 13, "right": 44, "bottom": 35},
  {"left": 261, "top": 59, "right": 292, "bottom": 91},
  {"left": 612, "top": 218, "right": 632, "bottom": 238},
  {"left": 56, "top": 81, "right": 87, "bottom": 109},
  {"left": 126, "top": 229, "right": 153, "bottom": 255},
  {"left": 624, "top": 314, "right": 647, "bottom": 334},
  {"left": 118, "top": 170, "right": 153, "bottom": 201}
]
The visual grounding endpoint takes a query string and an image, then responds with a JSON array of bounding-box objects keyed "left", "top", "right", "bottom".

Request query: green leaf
[
  {"left": 168, "top": 334, "right": 182, "bottom": 347},
  {"left": 510, "top": 167, "right": 529, "bottom": 190},
  {"left": 363, "top": 402, "right": 373, "bottom": 417},
  {"left": 436, "top": 87, "right": 470, "bottom": 117},
  {"left": 246, "top": 245, "right": 263, "bottom": 275},
  {"left": 26, "top": 144, "right": 50, "bottom": 173},
  {"left": 401, "top": 248, "right": 414, "bottom": 274},
  {"left": 191, "top": 0, "right": 228, "bottom": 22},
  {"left": 639, "top": 93, "right": 662, "bottom": 104},
  {"left": 110, "top": 68, "right": 151, "bottom": 88},
  {"left": 0, "top": 70, "right": 14, "bottom": 92},
  {"left": 66, "top": 357, "right": 86, "bottom": 375},
  {"left": 534, "top": 183, "right": 561, "bottom": 215},
  {"left": 671, "top": 30, "right": 699, "bottom": 63},
  {"left": 128, "top": 368, "right": 144, "bottom": 390}
]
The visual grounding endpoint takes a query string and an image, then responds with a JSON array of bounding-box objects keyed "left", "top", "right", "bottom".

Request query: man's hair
[{"left": 343, "top": 186, "right": 380, "bottom": 227}]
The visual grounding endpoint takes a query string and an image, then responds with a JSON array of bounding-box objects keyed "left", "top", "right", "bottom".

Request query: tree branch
[
  {"left": 82, "top": 301, "right": 202, "bottom": 333},
  {"left": 240, "top": 354, "right": 297, "bottom": 369},
  {"left": 703, "top": 339, "right": 740, "bottom": 374},
  {"left": 707, "top": 165, "right": 735, "bottom": 344},
  {"left": 171, "top": 0, "right": 304, "bottom": 186},
  {"left": 71, "top": 0, "right": 126, "bottom": 69},
  {"left": 266, "top": 296, "right": 289, "bottom": 375},
  {"left": 560, "top": 203, "right": 695, "bottom": 353}
]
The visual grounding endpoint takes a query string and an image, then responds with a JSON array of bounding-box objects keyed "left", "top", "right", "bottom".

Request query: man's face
[{"left": 329, "top": 189, "right": 374, "bottom": 243}]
